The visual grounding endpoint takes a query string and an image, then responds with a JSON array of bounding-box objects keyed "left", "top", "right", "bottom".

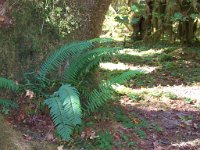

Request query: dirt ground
[{"left": 0, "top": 114, "right": 57, "bottom": 150}]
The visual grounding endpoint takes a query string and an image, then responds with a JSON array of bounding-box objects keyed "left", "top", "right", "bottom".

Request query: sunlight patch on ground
[
  {"left": 100, "top": 62, "right": 157, "bottom": 73},
  {"left": 172, "top": 138, "right": 200, "bottom": 148},
  {"left": 119, "top": 48, "right": 164, "bottom": 56},
  {"left": 113, "top": 84, "right": 200, "bottom": 103}
]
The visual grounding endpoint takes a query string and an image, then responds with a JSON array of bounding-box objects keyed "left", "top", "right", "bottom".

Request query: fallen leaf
[
  {"left": 133, "top": 118, "right": 140, "bottom": 124},
  {"left": 90, "top": 131, "right": 99, "bottom": 139},
  {"left": 153, "top": 141, "right": 162, "bottom": 150},
  {"left": 113, "top": 133, "right": 120, "bottom": 140},
  {"left": 179, "top": 124, "right": 186, "bottom": 128},
  {"left": 193, "top": 123, "right": 198, "bottom": 129},
  {"left": 81, "top": 131, "right": 86, "bottom": 138},
  {"left": 25, "top": 90, "right": 34, "bottom": 99},
  {"left": 46, "top": 132, "right": 54, "bottom": 140},
  {"left": 183, "top": 120, "right": 192, "bottom": 126},
  {"left": 23, "top": 134, "right": 32, "bottom": 140},
  {"left": 57, "top": 145, "right": 63, "bottom": 150}
]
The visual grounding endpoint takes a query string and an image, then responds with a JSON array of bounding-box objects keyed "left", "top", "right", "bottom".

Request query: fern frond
[
  {"left": 107, "top": 70, "right": 144, "bottom": 84},
  {"left": 85, "top": 70, "right": 144, "bottom": 114},
  {"left": 44, "top": 84, "right": 82, "bottom": 140},
  {"left": 0, "top": 77, "right": 19, "bottom": 92},
  {"left": 89, "top": 38, "right": 113, "bottom": 44},
  {"left": 38, "top": 41, "right": 94, "bottom": 80},
  {"left": 0, "top": 99, "right": 18, "bottom": 108},
  {"left": 63, "top": 47, "right": 120, "bottom": 83},
  {"left": 84, "top": 84, "right": 113, "bottom": 114},
  {"left": 38, "top": 38, "right": 114, "bottom": 81}
]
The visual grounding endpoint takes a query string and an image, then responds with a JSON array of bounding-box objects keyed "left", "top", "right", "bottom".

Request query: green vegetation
[
  {"left": 0, "top": 0, "right": 200, "bottom": 149},
  {"left": 0, "top": 77, "right": 19, "bottom": 111},
  {"left": 0, "top": 38, "right": 144, "bottom": 140}
]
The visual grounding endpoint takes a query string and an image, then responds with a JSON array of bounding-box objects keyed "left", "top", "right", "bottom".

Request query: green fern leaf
[
  {"left": 0, "top": 99, "right": 18, "bottom": 108},
  {"left": 0, "top": 77, "right": 19, "bottom": 92},
  {"left": 84, "top": 84, "right": 113, "bottom": 114},
  {"left": 85, "top": 70, "right": 144, "bottom": 114},
  {"left": 38, "top": 41, "right": 94, "bottom": 80},
  {"left": 89, "top": 38, "right": 113, "bottom": 44},
  {"left": 38, "top": 38, "right": 115, "bottom": 81},
  {"left": 63, "top": 47, "right": 120, "bottom": 83},
  {"left": 108, "top": 70, "right": 144, "bottom": 84},
  {"left": 44, "top": 84, "right": 82, "bottom": 140}
]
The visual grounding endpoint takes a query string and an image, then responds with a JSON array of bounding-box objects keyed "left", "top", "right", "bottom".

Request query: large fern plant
[
  {"left": 37, "top": 38, "right": 144, "bottom": 140},
  {"left": 0, "top": 38, "right": 143, "bottom": 140},
  {"left": 0, "top": 77, "right": 19, "bottom": 109}
]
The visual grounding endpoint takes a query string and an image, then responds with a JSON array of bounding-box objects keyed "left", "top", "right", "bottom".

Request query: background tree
[
  {"left": 0, "top": 0, "right": 112, "bottom": 77},
  {"left": 115, "top": 0, "right": 200, "bottom": 45},
  {"left": 66, "top": 0, "right": 112, "bottom": 40}
]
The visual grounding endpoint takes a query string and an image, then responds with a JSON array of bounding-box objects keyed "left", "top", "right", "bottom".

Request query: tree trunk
[
  {"left": 0, "top": 0, "right": 112, "bottom": 77},
  {"left": 66, "top": 0, "right": 112, "bottom": 41}
]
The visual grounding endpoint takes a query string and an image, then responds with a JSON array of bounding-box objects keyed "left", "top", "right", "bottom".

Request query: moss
[{"left": 0, "top": 0, "right": 62, "bottom": 78}]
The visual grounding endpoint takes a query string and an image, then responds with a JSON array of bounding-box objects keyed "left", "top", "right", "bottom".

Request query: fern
[
  {"left": 38, "top": 41, "right": 93, "bottom": 80},
  {"left": 38, "top": 38, "right": 128, "bottom": 140},
  {"left": 63, "top": 47, "right": 120, "bottom": 83},
  {"left": 89, "top": 38, "right": 113, "bottom": 44},
  {"left": 0, "top": 77, "right": 19, "bottom": 109},
  {"left": 85, "top": 70, "right": 144, "bottom": 114},
  {"left": 0, "top": 77, "right": 19, "bottom": 92},
  {"left": 44, "top": 84, "right": 82, "bottom": 140},
  {"left": 0, "top": 99, "right": 18, "bottom": 108},
  {"left": 108, "top": 70, "right": 144, "bottom": 84},
  {"left": 38, "top": 38, "right": 113, "bottom": 81},
  {"left": 84, "top": 84, "right": 113, "bottom": 115}
]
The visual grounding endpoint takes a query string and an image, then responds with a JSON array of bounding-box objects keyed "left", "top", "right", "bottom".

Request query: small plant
[
  {"left": 97, "top": 132, "right": 113, "bottom": 150},
  {"left": 159, "top": 53, "right": 174, "bottom": 62},
  {"left": 149, "top": 123, "right": 163, "bottom": 132},
  {"left": 163, "top": 62, "right": 176, "bottom": 70},
  {"left": 134, "top": 129, "right": 146, "bottom": 139},
  {"left": 150, "top": 91, "right": 163, "bottom": 98},
  {"left": 178, "top": 115, "right": 193, "bottom": 121},
  {"left": 114, "top": 106, "right": 150, "bottom": 139},
  {"left": 127, "top": 93, "right": 144, "bottom": 102},
  {"left": 165, "top": 92, "right": 178, "bottom": 100},
  {"left": 0, "top": 77, "right": 20, "bottom": 111},
  {"left": 117, "top": 131, "right": 137, "bottom": 148},
  {"left": 184, "top": 98, "right": 193, "bottom": 104}
]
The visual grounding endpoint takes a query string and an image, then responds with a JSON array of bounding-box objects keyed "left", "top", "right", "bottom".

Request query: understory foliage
[
  {"left": 39, "top": 38, "right": 143, "bottom": 140},
  {"left": 0, "top": 38, "right": 143, "bottom": 140},
  {"left": 113, "top": 0, "right": 200, "bottom": 44},
  {"left": 44, "top": 84, "right": 81, "bottom": 140},
  {"left": 0, "top": 77, "right": 19, "bottom": 109}
]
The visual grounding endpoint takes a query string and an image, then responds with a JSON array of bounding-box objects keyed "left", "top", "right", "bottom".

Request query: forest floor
[{"left": 3, "top": 43, "right": 200, "bottom": 150}]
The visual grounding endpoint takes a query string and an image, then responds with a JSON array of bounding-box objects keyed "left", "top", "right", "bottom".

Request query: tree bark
[
  {"left": 0, "top": 0, "right": 112, "bottom": 77},
  {"left": 66, "top": 0, "right": 112, "bottom": 41}
]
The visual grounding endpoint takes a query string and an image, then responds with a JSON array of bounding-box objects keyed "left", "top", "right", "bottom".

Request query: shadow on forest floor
[
  {"left": 3, "top": 42, "right": 200, "bottom": 149},
  {"left": 88, "top": 43, "right": 200, "bottom": 149}
]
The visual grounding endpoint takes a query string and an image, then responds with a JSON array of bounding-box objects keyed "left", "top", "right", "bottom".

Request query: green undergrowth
[
  {"left": 114, "top": 106, "right": 163, "bottom": 136},
  {"left": 0, "top": 0, "right": 64, "bottom": 77},
  {"left": 74, "top": 42, "right": 200, "bottom": 148},
  {"left": 63, "top": 104, "right": 162, "bottom": 149},
  {"left": 58, "top": 43, "right": 199, "bottom": 148}
]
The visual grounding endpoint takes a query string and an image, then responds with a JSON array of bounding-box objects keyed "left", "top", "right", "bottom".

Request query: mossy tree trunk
[
  {"left": 66, "top": 0, "right": 112, "bottom": 41},
  {"left": 0, "top": 0, "right": 112, "bottom": 78}
]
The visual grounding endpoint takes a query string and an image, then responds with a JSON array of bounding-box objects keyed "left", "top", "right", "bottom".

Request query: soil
[
  {"left": 1, "top": 45, "right": 200, "bottom": 150},
  {"left": 0, "top": 114, "right": 57, "bottom": 150},
  {"left": 118, "top": 93, "right": 200, "bottom": 149}
]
